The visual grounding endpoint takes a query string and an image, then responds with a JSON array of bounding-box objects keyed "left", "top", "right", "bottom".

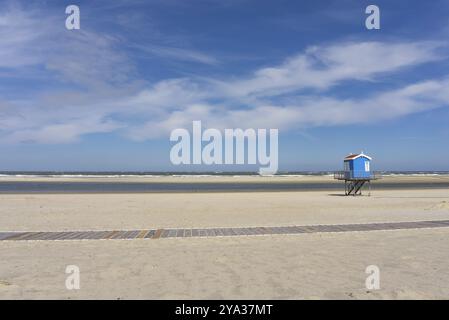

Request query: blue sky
[{"left": 1, "top": 0, "right": 449, "bottom": 171}]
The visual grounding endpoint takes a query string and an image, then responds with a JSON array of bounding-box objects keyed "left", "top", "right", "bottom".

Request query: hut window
[{"left": 365, "top": 161, "right": 370, "bottom": 172}]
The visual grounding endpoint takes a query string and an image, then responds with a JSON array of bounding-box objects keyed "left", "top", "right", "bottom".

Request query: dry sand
[
  {"left": 0, "top": 176, "right": 449, "bottom": 299},
  {"left": 1, "top": 189, "right": 449, "bottom": 232},
  {"left": 1, "top": 229, "right": 448, "bottom": 299}
]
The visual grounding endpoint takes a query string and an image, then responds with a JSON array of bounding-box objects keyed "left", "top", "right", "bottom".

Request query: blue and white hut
[
  {"left": 343, "top": 152, "right": 372, "bottom": 180},
  {"left": 335, "top": 152, "right": 377, "bottom": 196}
]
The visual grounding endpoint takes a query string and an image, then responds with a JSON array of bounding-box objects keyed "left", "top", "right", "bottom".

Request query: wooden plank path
[{"left": 1, "top": 220, "right": 449, "bottom": 242}]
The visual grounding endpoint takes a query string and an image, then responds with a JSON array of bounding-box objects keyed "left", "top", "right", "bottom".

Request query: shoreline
[{"left": 0, "top": 175, "right": 449, "bottom": 193}]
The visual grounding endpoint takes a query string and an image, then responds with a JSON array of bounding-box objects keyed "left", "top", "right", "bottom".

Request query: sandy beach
[
  {"left": 3, "top": 0, "right": 449, "bottom": 305},
  {"left": 1, "top": 175, "right": 449, "bottom": 299}
]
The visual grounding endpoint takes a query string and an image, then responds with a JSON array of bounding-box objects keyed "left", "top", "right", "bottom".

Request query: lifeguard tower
[{"left": 334, "top": 152, "right": 378, "bottom": 196}]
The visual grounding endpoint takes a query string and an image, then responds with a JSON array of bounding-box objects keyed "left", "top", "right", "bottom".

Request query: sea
[{"left": 0, "top": 171, "right": 448, "bottom": 193}]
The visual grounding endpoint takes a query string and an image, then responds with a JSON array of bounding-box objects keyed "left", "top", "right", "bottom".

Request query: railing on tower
[{"left": 333, "top": 171, "right": 380, "bottom": 180}]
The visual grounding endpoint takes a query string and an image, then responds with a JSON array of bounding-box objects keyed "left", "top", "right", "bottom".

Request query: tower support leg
[{"left": 342, "top": 179, "right": 372, "bottom": 196}]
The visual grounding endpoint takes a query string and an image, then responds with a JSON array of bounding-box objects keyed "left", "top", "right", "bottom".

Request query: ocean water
[
  {"left": 0, "top": 171, "right": 448, "bottom": 193},
  {"left": 1, "top": 170, "right": 448, "bottom": 178}
]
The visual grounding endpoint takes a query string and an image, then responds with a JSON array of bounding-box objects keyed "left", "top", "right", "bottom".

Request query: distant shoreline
[
  {"left": 1, "top": 174, "right": 449, "bottom": 193},
  {"left": 1, "top": 170, "right": 449, "bottom": 179}
]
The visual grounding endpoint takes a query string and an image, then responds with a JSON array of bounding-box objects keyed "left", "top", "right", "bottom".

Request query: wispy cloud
[
  {"left": 0, "top": 6, "right": 53, "bottom": 68},
  {"left": 123, "top": 41, "right": 449, "bottom": 140},
  {"left": 215, "top": 41, "right": 444, "bottom": 98},
  {"left": 131, "top": 44, "right": 219, "bottom": 65},
  {"left": 1, "top": 5, "right": 449, "bottom": 144},
  {"left": 126, "top": 78, "right": 449, "bottom": 140}
]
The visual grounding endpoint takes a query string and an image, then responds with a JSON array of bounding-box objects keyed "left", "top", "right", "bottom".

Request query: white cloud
[
  {"left": 120, "top": 41, "right": 449, "bottom": 139},
  {"left": 132, "top": 44, "right": 219, "bottom": 65},
  {"left": 1, "top": 5, "right": 448, "bottom": 144},
  {"left": 215, "top": 41, "right": 444, "bottom": 98},
  {"left": 3, "top": 118, "right": 122, "bottom": 144},
  {"left": 0, "top": 5, "right": 133, "bottom": 88},
  {"left": 126, "top": 78, "right": 449, "bottom": 139},
  {"left": 0, "top": 7, "right": 52, "bottom": 68}
]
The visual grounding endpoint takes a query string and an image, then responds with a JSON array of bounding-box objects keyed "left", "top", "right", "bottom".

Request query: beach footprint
[
  {"left": 0, "top": 279, "right": 12, "bottom": 287},
  {"left": 426, "top": 201, "right": 449, "bottom": 211}
]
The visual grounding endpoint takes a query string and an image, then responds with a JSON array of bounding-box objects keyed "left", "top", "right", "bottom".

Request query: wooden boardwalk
[{"left": 1, "top": 220, "right": 449, "bottom": 242}]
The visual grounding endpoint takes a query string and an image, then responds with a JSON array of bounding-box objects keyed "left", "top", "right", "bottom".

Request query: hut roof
[{"left": 344, "top": 153, "right": 372, "bottom": 161}]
